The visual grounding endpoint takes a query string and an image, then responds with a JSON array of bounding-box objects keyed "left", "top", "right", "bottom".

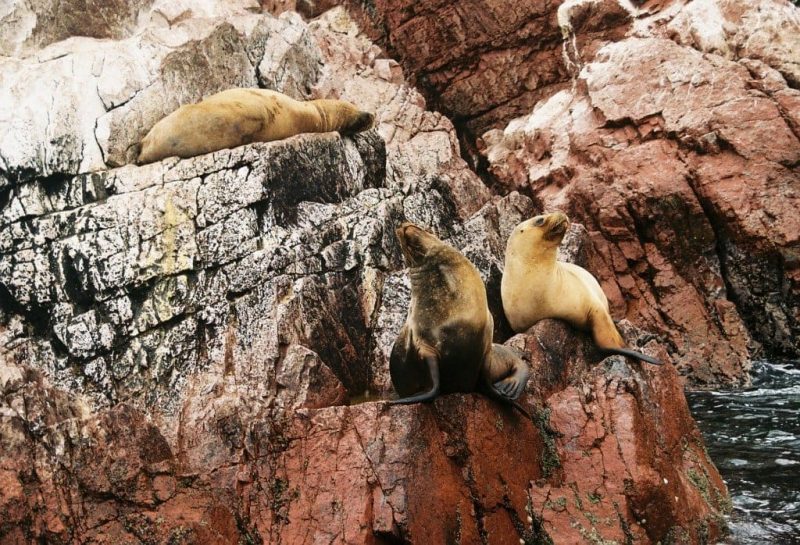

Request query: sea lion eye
[{"left": 534, "top": 217, "right": 545, "bottom": 227}]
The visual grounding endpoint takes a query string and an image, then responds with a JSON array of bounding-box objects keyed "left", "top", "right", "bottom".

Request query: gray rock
[
  {"left": 0, "top": 3, "right": 323, "bottom": 181},
  {"left": 0, "top": 6, "right": 523, "bottom": 446}
]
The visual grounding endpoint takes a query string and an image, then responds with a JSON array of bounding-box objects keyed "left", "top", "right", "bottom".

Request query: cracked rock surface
[
  {"left": 479, "top": 1, "right": 799, "bottom": 385},
  {"left": 1, "top": 1, "right": 733, "bottom": 544},
  {"left": 341, "top": 0, "right": 799, "bottom": 385}
]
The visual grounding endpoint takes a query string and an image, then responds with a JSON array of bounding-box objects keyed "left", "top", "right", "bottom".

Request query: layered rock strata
[{"left": 1, "top": 322, "right": 729, "bottom": 544}]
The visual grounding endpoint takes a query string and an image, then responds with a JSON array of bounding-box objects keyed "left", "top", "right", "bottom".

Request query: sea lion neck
[
  {"left": 506, "top": 236, "right": 558, "bottom": 272},
  {"left": 309, "top": 99, "right": 344, "bottom": 132},
  {"left": 529, "top": 245, "right": 559, "bottom": 268},
  {"left": 297, "top": 101, "right": 327, "bottom": 133},
  {"left": 406, "top": 247, "right": 465, "bottom": 293}
]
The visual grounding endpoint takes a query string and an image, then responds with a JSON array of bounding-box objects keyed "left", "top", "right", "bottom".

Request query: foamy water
[{"left": 687, "top": 361, "right": 800, "bottom": 544}]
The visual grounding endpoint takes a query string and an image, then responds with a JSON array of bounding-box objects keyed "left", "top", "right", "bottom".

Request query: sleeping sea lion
[
  {"left": 136, "top": 88, "right": 374, "bottom": 164},
  {"left": 389, "top": 223, "right": 531, "bottom": 414},
  {"left": 502, "top": 212, "right": 662, "bottom": 365}
]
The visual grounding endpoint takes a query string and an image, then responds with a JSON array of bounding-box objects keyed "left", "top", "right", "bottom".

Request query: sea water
[{"left": 687, "top": 361, "right": 800, "bottom": 544}]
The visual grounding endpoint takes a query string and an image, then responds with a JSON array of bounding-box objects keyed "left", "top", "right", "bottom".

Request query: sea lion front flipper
[
  {"left": 389, "top": 354, "right": 441, "bottom": 405},
  {"left": 389, "top": 325, "right": 422, "bottom": 396}
]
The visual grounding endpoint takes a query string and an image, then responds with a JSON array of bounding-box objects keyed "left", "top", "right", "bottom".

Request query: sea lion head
[
  {"left": 395, "top": 222, "right": 444, "bottom": 268},
  {"left": 509, "top": 211, "right": 570, "bottom": 252},
  {"left": 315, "top": 99, "right": 374, "bottom": 135},
  {"left": 338, "top": 107, "right": 375, "bottom": 135}
]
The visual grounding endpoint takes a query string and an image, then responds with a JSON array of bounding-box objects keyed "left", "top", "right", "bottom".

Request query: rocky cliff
[
  {"left": 341, "top": 0, "right": 800, "bottom": 386},
  {"left": 0, "top": 0, "right": 774, "bottom": 543}
]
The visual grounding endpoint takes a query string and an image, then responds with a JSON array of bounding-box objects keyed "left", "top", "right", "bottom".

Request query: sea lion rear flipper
[
  {"left": 591, "top": 312, "right": 662, "bottom": 366},
  {"left": 389, "top": 354, "right": 441, "bottom": 405},
  {"left": 509, "top": 400, "right": 532, "bottom": 419},
  {"left": 493, "top": 376, "right": 526, "bottom": 400},
  {"left": 480, "top": 344, "right": 531, "bottom": 418},
  {"left": 493, "top": 377, "right": 517, "bottom": 397},
  {"left": 486, "top": 381, "right": 532, "bottom": 419},
  {"left": 604, "top": 347, "right": 663, "bottom": 366}
]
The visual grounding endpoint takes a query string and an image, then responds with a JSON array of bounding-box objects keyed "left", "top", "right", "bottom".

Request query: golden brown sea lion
[
  {"left": 389, "top": 223, "right": 531, "bottom": 413},
  {"left": 136, "top": 88, "right": 374, "bottom": 164},
  {"left": 502, "top": 212, "right": 662, "bottom": 365}
]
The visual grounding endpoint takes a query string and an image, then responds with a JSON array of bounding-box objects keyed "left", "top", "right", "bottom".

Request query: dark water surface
[{"left": 687, "top": 361, "right": 800, "bottom": 544}]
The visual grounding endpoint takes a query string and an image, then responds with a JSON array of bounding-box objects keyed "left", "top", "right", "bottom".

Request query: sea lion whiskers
[{"left": 544, "top": 213, "right": 569, "bottom": 241}]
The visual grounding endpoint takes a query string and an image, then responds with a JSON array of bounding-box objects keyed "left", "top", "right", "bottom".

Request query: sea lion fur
[
  {"left": 502, "top": 212, "right": 662, "bottom": 366},
  {"left": 136, "top": 88, "right": 374, "bottom": 164},
  {"left": 389, "top": 223, "right": 531, "bottom": 415}
]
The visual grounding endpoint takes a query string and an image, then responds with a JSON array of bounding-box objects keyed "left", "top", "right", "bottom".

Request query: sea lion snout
[
  {"left": 340, "top": 110, "right": 375, "bottom": 135},
  {"left": 395, "top": 222, "right": 417, "bottom": 242},
  {"left": 355, "top": 111, "right": 375, "bottom": 130},
  {"left": 543, "top": 212, "right": 569, "bottom": 240},
  {"left": 396, "top": 222, "right": 430, "bottom": 265},
  {"left": 515, "top": 212, "right": 569, "bottom": 242}
]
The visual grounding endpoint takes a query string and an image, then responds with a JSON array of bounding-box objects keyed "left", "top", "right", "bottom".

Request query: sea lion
[
  {"left": 502, "top": 212, "right": 662, "bottom": 365},
  {"left": 136, "top": 88, "right": 374, "bottom": 164},
  {"left": 389, "top": 222, "right": 531, "bottom": 414}
]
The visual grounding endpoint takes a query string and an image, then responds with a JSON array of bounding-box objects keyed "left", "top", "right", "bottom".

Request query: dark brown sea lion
[
  {"left": 502, "top": 212, "right": 662, "bottom": 365},
  {"left": 136, "top": 88, "right": 374, "bottom": 164},
  {"left": 389, "top": 223, "right": 531, "bottom": 414}
]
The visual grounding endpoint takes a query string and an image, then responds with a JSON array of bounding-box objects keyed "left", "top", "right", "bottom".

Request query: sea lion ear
[{"left": 533, "top": 216, "right": 545, "bottom": 227}]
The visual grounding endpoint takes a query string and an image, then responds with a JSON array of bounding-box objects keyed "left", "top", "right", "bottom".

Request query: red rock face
[
  {"left": 247, "top": 400, "right": 545, "bottom": 544},
  {"left": 480, "top": 26, "right": 800, "bottom": 383},
  {"left": 513, "top": 321, "right": 730, "bottom": 544},
  {"left": 0, "top": 320, "right": 728, "bottom": 545},
  {"left": 336, "top": 0, "right": 633, "bottom": 138},
  {"left": 342, "top": 0, "right": 800, "bottom": 384},
  {"left": 0, "top": 1, "right": 745, "bottom": 544},
  {"left": 0, "top": 368, "right": 242, "bottom": 544},
  {"left": 0, "top": 219, "right": 729, "bottom": 544},
  {"left": 484, "top": 97, "right": 757, "bottom": 385}
]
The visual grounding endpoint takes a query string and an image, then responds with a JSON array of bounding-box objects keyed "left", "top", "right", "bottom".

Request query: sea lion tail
[{"left": 604, "top": 347, "right": 663, "bottom": 366}]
